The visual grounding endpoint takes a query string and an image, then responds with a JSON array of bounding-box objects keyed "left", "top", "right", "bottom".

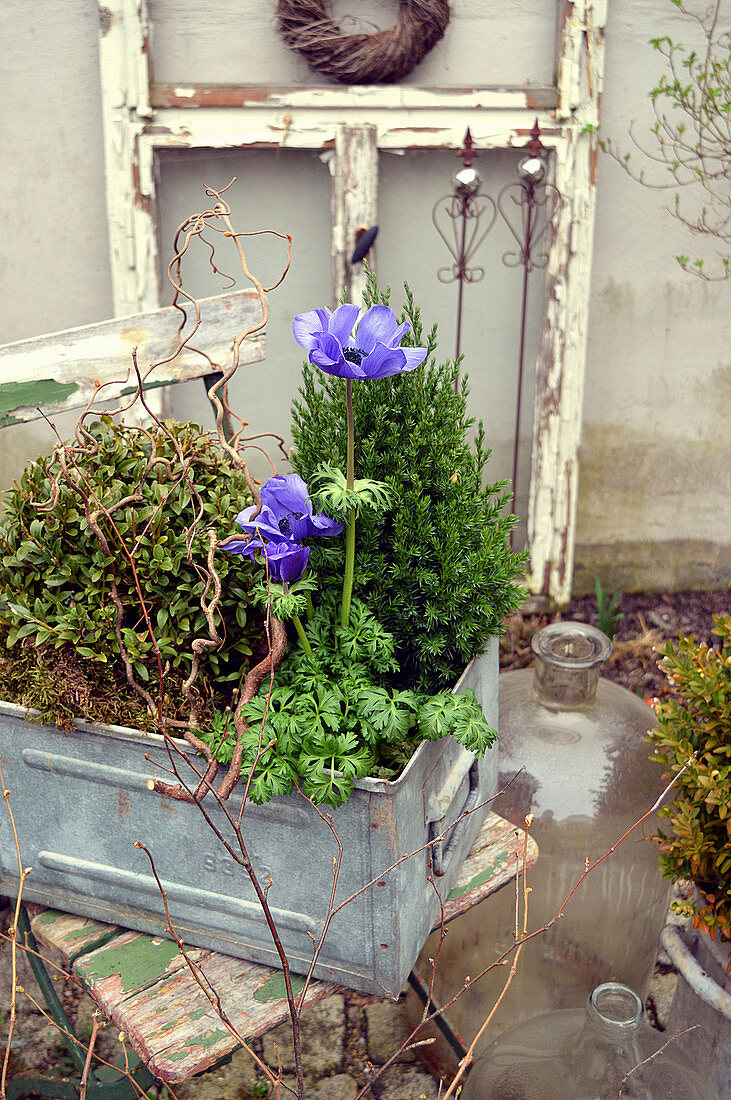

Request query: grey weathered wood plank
[{"left": 0, "top": 289, "right": 265, "bottom": 426}]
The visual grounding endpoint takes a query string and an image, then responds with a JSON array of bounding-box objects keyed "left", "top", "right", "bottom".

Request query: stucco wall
[
  {"left": 575, "top": 0, "right": 730, "bottom": 593},
  {"left": 0, "top": 0, "right": 728, "bottom": 596},
  {"left": 0, "top": 0, "right": 114, "bottom": 483}
]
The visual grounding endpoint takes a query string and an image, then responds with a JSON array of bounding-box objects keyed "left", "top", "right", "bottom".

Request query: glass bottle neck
[
  {"left": 531, "top": 622, "right": 612, "bottom": 711},
  {"left": 584, "top": 983, "right": 644, "bottom": 1045}
]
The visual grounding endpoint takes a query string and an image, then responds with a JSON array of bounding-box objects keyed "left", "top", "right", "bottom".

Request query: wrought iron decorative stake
[
  {"left": 432, "top": 129, "right": 497, "bottom": 368},
  {"left": 432, "top": 123, "right": 562, "bottom": 541},
  {"left": 496, "top": 121, "right": 562, "bottom": 543}
]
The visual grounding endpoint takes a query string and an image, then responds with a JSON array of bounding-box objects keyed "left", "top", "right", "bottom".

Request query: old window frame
[{"left": 97, "top": 0, "right": 607, "bottom": 606}]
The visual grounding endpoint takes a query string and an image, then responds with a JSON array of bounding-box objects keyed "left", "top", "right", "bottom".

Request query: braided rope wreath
[{"left": 276, "top": 0, "right": 450, "bottom": 84}]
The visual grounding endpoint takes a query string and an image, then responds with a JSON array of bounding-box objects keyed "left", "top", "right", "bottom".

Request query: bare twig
[
  {"left": 14, "top": 989, "right": 153, "bottom": 1100},
  {"left": 78, "top": 1012, "right": 100, "bottom": 1100},
  {"left": 0, "top": 756, "right": 33, "bottom": 1100},
  {"left": 133, "top": 841, "right": 284, "bottom": 1096},
  {"left": 616, "top": 1025, "right": 700, "bottom": 1097},
  {"left": 441, "top": 816, "right": 533, "bottom": 1098}
]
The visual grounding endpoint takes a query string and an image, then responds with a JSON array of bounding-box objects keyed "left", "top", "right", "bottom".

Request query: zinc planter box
[{"left": 0, "top": 640, "right": 497, "bottom": 997}]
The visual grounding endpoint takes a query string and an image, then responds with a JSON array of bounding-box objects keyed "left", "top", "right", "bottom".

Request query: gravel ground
[{"left": 1, "top": 589, "right": 727, "bottom": 1098}]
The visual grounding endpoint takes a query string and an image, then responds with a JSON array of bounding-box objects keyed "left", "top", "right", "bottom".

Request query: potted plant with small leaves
[{"left": 648, "top": 616, "right": 730, "bottom": 1099}]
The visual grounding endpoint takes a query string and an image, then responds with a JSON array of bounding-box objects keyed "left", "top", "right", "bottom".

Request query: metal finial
[
  {"left": 526, "top": 119, "right": 545, "bottom": 158},
  {"left": 457, "top": 128, "right": 477, "bottom": 168}
]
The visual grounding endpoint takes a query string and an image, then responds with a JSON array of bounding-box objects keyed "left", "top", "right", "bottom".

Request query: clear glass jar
[
  {"left": 462, "top": 982, "right": 719, "bottom": 1099},
  {"left": 416, "top": 622, "right": 670, "bottom": 1051}
]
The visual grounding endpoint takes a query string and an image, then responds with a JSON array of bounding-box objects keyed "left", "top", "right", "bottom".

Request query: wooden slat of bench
[
  {"left": 443, "top": 812, "right": 538, "bottom": 923},
  {"left": 0, "top": 289, "right": 265, "bottom": 426},
  {"left": 29, "top": 908, "right": 124, "bottom": 969},
  {"left": 29, "top": 915, "right": 337, "bottom": 1084},
  {"left": 76, "top": 933, "right": 337, "bottom": 1082}
]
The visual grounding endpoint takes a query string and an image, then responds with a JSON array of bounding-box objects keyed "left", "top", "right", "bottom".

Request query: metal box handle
[{"left": 428, "top": 758, "right": 480, "bottom": 877}]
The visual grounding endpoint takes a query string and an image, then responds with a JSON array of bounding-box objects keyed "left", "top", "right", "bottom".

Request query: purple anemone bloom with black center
[
  {"left": 234, "top": 474, "right": 343, "bottom": 543},
  {"left": 292, "top": 303, "right": 428, "bottom": 380},
  {"left": 221, "top": 474, "right": 341, "bottom": 586}
]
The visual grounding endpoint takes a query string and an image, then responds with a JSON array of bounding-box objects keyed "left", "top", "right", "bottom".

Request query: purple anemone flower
[
  {"left": 229, "top": 537, "right": 310, "bottom": 586},
  {"left": 261, "top": 541, "right": 310, "bottom": 585},
  {"left": 234, "top": 474, "right": 343, "bottom": 543},
  {"left": 293, "top": 303, "right": 428, "bottom": 380}
]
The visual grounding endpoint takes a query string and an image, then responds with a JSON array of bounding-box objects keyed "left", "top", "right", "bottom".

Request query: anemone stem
[
  {"left": 341, "top": 379, "right": 356, "bottom": 628},
  {"left": 345, "top": 379, "right": 355, "bottom": 492},
  {"left": 292, "top": 613, "right": 313, "bottom": 656}
]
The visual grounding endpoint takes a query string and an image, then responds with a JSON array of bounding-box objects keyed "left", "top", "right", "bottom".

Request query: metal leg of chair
[
  {"left": 7, "top": 1050, "right": 155, "bottom": 1100},
  {"left": 407, "top": 968, "right": 468, "bottom": 1062},
  {"left": 6, "top": 1075, "right": 80, "bottom": 1100},
  {"left": 85, "top": 1062, "right": 157, "bottom": 1099},
  {"left": 14, "top": 904, "right": 89, "bottom": 1077}
]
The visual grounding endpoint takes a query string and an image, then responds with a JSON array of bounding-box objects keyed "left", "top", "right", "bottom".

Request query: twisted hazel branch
[
  {"left": 149, "top": 616, "right": 288, "bottom": 803},
  {"left": 35, "top": 189, "right": 290, "bottom": 804}
]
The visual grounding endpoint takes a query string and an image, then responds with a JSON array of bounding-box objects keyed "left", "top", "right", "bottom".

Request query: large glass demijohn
[
  {"left": 418, "top": 621, "right": 670, "bottom": 1053},
  {"left": 462, "top": 982, "right": 718, "bottom": 1099}
]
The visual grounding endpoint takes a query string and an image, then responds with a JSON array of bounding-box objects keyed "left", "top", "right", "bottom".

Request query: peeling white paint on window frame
[{"left": 96, "top": 0, "right": 606, "bottom": 605}]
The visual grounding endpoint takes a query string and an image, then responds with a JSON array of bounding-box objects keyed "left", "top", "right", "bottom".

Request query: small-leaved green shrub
[
  {"left": 291, "top": 281, "right": 525, "bottom": 694},
  {"left": 648, "top": 615, "right": 731, "bottom": 942},
  {"left": 0, "top": 417, "right": 261, "bottom": 727}
]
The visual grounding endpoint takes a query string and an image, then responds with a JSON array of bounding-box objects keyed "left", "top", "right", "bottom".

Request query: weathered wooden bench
[{"left": 10, "top": 812, "right": 536, "bottom": 1095}]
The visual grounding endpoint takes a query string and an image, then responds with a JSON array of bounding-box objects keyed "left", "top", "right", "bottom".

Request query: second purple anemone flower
[
  {"left": 293, "top": 303, "right": 428, "bottom": 380},
  {"left": 222, "top": 473, "right": 342, "bottom": 587},
  {"left": 250, "top": 540, "right": 310, "bottom": 586},
  {"left": 224, "top": 535, "right": 310, "bottom": 586},
  {"left": 235, "top": 473, "right": 343, "bottom": 544}
]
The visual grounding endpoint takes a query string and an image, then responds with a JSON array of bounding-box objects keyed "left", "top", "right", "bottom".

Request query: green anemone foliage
[
  {"left": 291, "top": 280, "right": 526, "bottom": 694},
  {"left": 197, "top": 591, "right": 495, "bottom": 807},
  {"left": 0, "top": 417, "right": 261, "bottom": 706}
]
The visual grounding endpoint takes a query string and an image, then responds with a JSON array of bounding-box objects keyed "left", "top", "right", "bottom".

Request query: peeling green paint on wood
[
  {"left": 164, "top": 1027, "right": 229, "bottom": 1059},
  {"left": 37, "top": 910, "right": 60, "bottom": 925},
  {"left": 0, "top": 291, "right": 265, "bottom": 423},
  {"left": 0, "top": 379, "right": 78, "bottom": 415},
  {"left": 66, "top": 927, "right": 122, "bottom": 964},
  {"left": 199, "top": 1026, "right": 230, "bottom": 1049},
  {"left": 31, "top": 909, "right": 125, "bottom": 966},
  {"left": 448, "top": 851, "right": 509, "bottom": 900},
  {"left": 253, "top": 973, "right": 306, "bottom": 1003},
  {"left": 76, "top": 934, "right": 182, "bottom": 992},
  {"left": 164, "top": 1048, "right": 193, "bottom": 1062}
]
